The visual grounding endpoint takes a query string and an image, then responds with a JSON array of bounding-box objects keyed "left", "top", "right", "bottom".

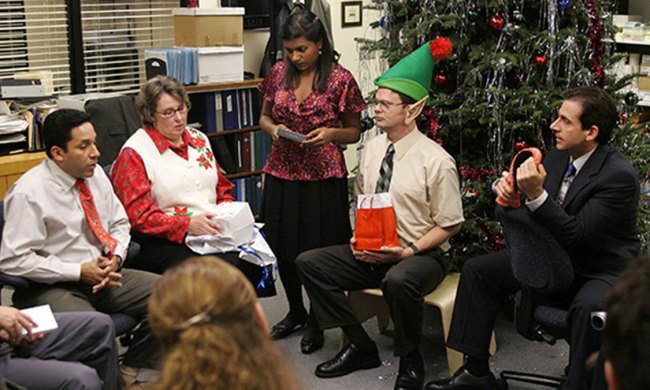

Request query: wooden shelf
[
  {"left": 606, "top": 38, "right": 650, "bottom": 54},
  {"left": 226, "top": 169, "right": 263, "bottom": 180},
  {"left": 185, "top": 78, "right": 262, "bottom": 94},
  {"left": 0, "top": 151, "right": 47, "bottom": 199},
  {"left": 208, "top": 126, "right": 261, "bottom": 137}
]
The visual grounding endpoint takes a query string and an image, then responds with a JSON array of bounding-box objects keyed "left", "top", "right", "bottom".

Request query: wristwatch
[{"left": 408, "top": 242, "right": 420, "bottom": 255}]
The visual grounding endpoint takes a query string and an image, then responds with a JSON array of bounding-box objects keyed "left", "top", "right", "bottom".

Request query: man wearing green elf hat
[{"left": 296, "top": 38, "right": 464, "bottom": 390}]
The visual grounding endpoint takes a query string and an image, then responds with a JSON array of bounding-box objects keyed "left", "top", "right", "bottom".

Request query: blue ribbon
[{"left": 237, "top": 244, "right": 275, "bottom": 292}]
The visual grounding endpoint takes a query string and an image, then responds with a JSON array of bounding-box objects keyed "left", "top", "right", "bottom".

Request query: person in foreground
[
  {"left": 110, "top": 75, "right": 268, "bottom": 293},
  {"left": 148, "top": 256, "right": 301, "bottom": 390},
  {"left": 258, "top": 5, "right": 366, "bottom": 349},
  {"left": 0, "top": 307, "right": 119, "bottom": 390},
  {"left": 602, "top": 255, "right": 650, "bottom": 390},
  {"left": 296, "top": 39, "right": 463, "bottom": 390},
  {"left": 427, "top": 86, "right": 640, "bottom": 390},
  {"left": 0, "top": 109, "right": 161, "bottom": 385}
]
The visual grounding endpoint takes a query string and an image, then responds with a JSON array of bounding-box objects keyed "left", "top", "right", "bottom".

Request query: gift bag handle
[{"left": 358, "top": 195, "right": 377, "bottom": 221}]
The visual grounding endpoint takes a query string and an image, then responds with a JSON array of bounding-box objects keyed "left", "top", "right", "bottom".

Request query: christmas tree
[{"left": 357, "top": 0, "right": 649, "bottom": 266}]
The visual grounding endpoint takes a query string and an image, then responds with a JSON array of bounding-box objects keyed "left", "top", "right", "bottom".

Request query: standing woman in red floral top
[
  {"left": 110, "top": 75, "right": 270, "bottom": 295},
  {"left": 258, "top": 5, "right": 366, "bottom": 352}
]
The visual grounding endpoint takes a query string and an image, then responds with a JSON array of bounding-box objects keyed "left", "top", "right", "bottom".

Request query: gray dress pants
[{"left": 2, "top": 311, "right": 119, "bottom": 390}]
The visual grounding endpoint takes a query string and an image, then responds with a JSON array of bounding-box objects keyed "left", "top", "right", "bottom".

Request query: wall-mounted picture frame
[{"left": 341, "top": 1, "right": 362, "bottom": 28}]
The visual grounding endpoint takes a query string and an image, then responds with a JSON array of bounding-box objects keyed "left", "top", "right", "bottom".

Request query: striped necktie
[
  {"left": 556, "top": 162, "right": 576, "bottom": 206},
  {"left": 375, "top": 144, "right": 395, "bottom": 193},
  {"left": 75, "top": 179, "right": 117, "bottom": 256}
]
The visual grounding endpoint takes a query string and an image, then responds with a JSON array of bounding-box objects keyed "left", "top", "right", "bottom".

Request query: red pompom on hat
[{"left": 429, "top": 37, "right": 453, "bottom": 61}]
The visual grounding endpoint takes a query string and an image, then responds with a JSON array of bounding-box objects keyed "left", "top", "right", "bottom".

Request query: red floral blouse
[
  {"left": 111, "top": 126, "right": 234, "bottom": 243},
  {"left": 258, "top": 61, "right": 367, "bottom": 181}
]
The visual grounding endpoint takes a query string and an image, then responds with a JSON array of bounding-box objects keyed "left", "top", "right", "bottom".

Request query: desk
[{"left": 0, "top": 152, "right": 47, "bottom": 199}]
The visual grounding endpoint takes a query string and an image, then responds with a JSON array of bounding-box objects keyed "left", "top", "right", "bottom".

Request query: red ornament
[
  {"left": 515, "top": 141, "right": 527, "bottom": 151},
  {"left": 489, "top": 14, "right": 505, "bottom": 31},
  {"left": 534, "top": 54, "right": 547, "bottom": 66},
  {"left": 618, "top": 112, "right": 628, "bottom": 124},
  {"left": 434, "top": 74, "right": 448, "bottom": 86}
]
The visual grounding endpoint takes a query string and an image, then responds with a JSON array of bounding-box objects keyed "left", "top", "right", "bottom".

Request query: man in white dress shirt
[{"left": 0, "top": 109, "right": 161, "bottom": 384}]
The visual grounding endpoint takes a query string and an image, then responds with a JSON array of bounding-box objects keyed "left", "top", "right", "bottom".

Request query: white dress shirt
[
  {"left": 0, "top": 159, "right": 130, "bottom": 284},
  {"left": 526, "top": 148, "right": 596, "bottom": 211}
]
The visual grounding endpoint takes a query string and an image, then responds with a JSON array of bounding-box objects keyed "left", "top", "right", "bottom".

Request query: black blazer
[{"left": 530, "top": 144, "right": 640, "bottom": 282}]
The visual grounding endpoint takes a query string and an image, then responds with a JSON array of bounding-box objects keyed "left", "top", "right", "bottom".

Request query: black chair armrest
[
  {"left": 126, "top": 241, "right": 140, "bottom": 261},
  {"left": 0, "top": 272, "right": 31, "bottom": 290}
]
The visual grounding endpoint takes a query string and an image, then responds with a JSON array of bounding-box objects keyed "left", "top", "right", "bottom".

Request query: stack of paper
[{"left": 0, "top": 102, "right": 28, "bottom": 152}]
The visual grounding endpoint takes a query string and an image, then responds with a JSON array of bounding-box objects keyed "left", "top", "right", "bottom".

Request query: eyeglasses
[
  {"left": 156, "top": 105, "right": 188, "bottom": 119},
  {"left": 372, "top": 98, "right": 407, "bottom": 111}
]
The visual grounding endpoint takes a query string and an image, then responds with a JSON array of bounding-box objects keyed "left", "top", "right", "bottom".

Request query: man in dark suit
[{"left": 426, "top": 86, "right": 640, "bottom": 390}]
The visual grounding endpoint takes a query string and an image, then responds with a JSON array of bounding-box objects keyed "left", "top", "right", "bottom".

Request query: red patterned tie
[{"left": 75, "top": 179, "right": 117, "bottom": 257}]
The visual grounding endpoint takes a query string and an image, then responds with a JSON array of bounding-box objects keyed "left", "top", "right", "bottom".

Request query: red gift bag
[{"left": 354, "top": 193, "right": 399, "bottom": 251}]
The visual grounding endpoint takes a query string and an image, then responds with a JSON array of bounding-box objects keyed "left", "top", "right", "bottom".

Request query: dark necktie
[
  {"left": 75, "top": 179, "right": 117, "bottom": 256},
  {"left": 557, "top": 162, "right": 576, "bottom": 206},
  {"left": 375, "top": 144, "right": 395, "bottom": 193}
]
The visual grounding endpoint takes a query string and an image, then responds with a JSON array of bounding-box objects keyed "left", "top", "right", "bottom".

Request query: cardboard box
[
  {"left": 212, "top": 201, "right": 255, "bottom": 246},
  {"left": 638, "top": 76, "right": 650, "bottom": 92},
  {"left": 173, "top": 7, "right": 244, "bottom": 47}
]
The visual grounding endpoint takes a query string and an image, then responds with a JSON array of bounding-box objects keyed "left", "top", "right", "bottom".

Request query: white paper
[
  {"left": 20, "top": 304, "right": 58, "bottom": 335},
  {"left": 186, "top": 224, "right": 277, "bottom": 267}
]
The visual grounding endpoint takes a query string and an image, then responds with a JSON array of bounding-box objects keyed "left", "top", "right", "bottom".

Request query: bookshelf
[{"left": 185, "top": 78, "right": 268, "bottom": 215}]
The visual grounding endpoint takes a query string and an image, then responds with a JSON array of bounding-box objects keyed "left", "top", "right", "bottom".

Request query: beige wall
[{"left": 244, "top": 29, "right": 270, "bottom": 77}]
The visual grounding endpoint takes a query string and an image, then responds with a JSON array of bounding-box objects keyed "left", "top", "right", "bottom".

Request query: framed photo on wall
[{"left": 341, "top": 1, "right": 362, "bottom": 28}]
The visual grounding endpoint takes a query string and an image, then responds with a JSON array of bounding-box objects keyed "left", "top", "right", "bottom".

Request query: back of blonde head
[{"left": 149, "top": 256, "right": 301, "bottom": 390}]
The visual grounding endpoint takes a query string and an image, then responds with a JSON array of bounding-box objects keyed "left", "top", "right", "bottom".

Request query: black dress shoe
[
  {"left": 300, "top": 334, "right": 324, "bottom": 354},
  {"left": 315, "top": 343, "right": 381, "bottom": 378},
  {"left": 425, "top": 366, "right": 498, "bottom": 390},
  {"left": 269, "top": 316, "right": 306, "bottom": 340},
  {"left": 394, "top": 354, "right": 424, "bottom": 390}
]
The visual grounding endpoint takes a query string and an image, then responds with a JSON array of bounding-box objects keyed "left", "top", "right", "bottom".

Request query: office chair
[
  {"left": 0, "top": 200, "right": 139, "bottom": 339},
  {"left": 495, "top": 205, "right": 574, "bottom": 389}
]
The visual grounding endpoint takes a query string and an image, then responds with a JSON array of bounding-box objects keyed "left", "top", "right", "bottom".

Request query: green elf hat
[{"left": 374, "top": 37, "right": 453, "bottom": 101}]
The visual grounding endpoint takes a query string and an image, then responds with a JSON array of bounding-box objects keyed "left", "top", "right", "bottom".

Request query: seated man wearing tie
[
  {"left": 427, "top": 86, "right": 640, "bottom": 390},
  {"left": 296, "top": 40, "right": 464, "bottom": 390},
  {"left": 0, "top": 109, "right": 161, "bottom": 385}
]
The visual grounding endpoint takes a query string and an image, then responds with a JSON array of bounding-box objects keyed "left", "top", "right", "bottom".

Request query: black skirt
[{"left": 261, "top": 175, "right": 352, "bottom": 264}]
